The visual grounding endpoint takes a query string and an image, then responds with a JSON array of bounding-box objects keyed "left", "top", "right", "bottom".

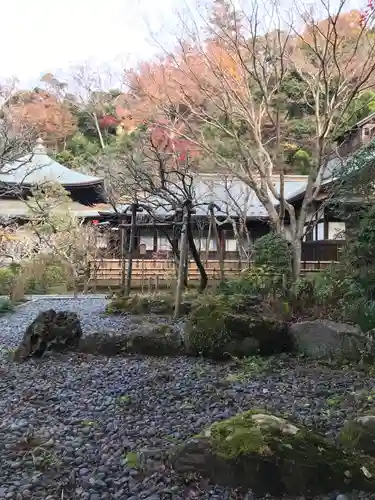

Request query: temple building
[{"left": 0, "top": 138, "right": 107, "bottom": 222}]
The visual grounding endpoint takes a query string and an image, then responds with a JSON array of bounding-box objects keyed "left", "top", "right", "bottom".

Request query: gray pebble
[{"left": 0, "top": 296, "right": 374, "bottom": 500}]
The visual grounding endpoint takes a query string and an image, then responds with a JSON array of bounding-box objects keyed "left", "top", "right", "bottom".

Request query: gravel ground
[
  {"left": 0, "top": 297, "right": 375, "bottom": 500},
  {"left": 0, "top": 297, "right": 130, "bottom": 348}
]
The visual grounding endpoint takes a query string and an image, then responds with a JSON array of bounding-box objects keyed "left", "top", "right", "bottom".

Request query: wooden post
[
  {"left": 139, "top": 243, "right": 146, "bottom": 293},
  {"left": 209, "top": 203, "right": 225, "bottom": 282},
  {"left": 205, "top": 219, "right": 212, "bottom": 266},
  {"left": 120, "top": 221, "right": 127, "bottom": 292},
  {"left": 174, "top": 205, "right": 189, "bottom": 319},
  {"left": 125, "top": 203, "right": 138, "bottom": 296}
]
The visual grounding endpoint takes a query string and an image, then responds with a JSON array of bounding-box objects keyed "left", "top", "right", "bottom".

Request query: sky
[
  {"left": 0, "top": 0, "right": 177, "bottom": 89},
  {"left": 0, "top": 0, "right": 362, "bottom": 90}
]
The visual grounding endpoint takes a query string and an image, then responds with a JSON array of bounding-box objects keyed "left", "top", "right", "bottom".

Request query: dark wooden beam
[{"left": 119, "top": 222, "right": 184, "bottom": 228}]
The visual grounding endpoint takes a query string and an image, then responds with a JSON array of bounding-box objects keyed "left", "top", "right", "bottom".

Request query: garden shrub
[
  {"left": 185, "top": 293, "right": 292, "bottom": 359},
  {"left": 106, "top": 290, "right": 197, "bottom": 316},
  {"left": 0, "top": 267, "right": 17, "bottom": 295},
  {"left": 22, "top": 257, "right": 72, "bottom": 294},
  {"left": 253, "top": 232, "right": 292, "bottom": 273},
  {"left": 0, "top": 258, "right": 74, "bottom": 298},
  {"left": 218, "top": 264, "right": 287, "bottom": 298},
  {"left": 290, "top": 270, "right": 341, "bottom": 313},
  {"left": 341, "top": 298, "right": 375, "bottom": 333},
  {"left": 218, "top": 233, "right": 292, "bottom": 298},
  {"left": 0, "top": 297, "right": 14, "bottom": 314}
]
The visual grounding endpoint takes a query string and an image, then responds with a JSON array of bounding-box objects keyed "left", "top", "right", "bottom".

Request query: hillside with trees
[
  {"left": 2, "top": 0, "right": 375, "bottom": 279},
  {"left": 1, "top": 3, "right": 373, "bottom": 178}
]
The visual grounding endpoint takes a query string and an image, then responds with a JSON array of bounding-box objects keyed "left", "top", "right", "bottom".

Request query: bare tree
[
  {"left": 24, "top": 182, "right": 106, "bottom": 295},
  {"left": 0, "top": 82, "right": 37, "bottom": 171},
  {"left": 125, "top": 0, "right": 375, "bottom": 279},
  {"left": 0, "top": 223, "right": 36, "bottom": 265},
  {"left": 95, "top": 128, "right": 209, "bottom": 291},
  {"left": 201, "top": 174, "right": 255, "bottom": 265}
]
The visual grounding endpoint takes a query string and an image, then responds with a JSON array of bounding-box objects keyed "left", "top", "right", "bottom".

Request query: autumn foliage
[
  {"left": 360, "top": 0, "right": 375, "bottom": 26},
  {"left": 149, "top": 121, "right": 199, "bottom": 162},
  {"left": 6, "top": 90, "right": 77, "bottom": 145}
]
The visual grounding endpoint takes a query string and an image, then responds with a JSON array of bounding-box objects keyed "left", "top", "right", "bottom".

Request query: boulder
[
  {"left": 340, "top": 416, "right": 375, "bottom": 456},
  {"left": 78, "top": 322, "right": 184, "bottom": 357},
  {"left": 13, "top": 309, "right": 82, "bottom": 362},
  {"left": 106, "top": 292, "right": 194, "bottom": 316},
  {"left": 289, "top": 319, "right": 367, "bottom": 360},
  {"left": 170, "top": 410, "right": 375, "bottom": 495},
  {"left": 184, "top": 294, "right": 291, "bottom": 359}
]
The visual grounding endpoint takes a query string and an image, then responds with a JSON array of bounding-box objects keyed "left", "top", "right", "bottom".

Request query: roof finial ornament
[{"left": 34, "top": 137, "right": 46, "bottom": 154}]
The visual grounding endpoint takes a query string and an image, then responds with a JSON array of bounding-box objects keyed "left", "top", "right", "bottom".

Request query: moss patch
[
  {"left": 185, "top": 294, "right": 292, "bottom": 359},
  {"left": 171, "top": 409, "right": 375, "bottom": 495},
  {"left": 340, "top": 416, "right": 375, "bottom": 456},
  {"left": 106, "top": 291, "right": 196, "bottom": 316}
]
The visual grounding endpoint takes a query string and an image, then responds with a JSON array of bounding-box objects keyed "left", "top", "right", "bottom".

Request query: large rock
[
  {"left": 340, "top": 415, "right": 375, "bottom": 456},
  {"left": 78, "top": 322, "right": 184, "bottom": 357},
  {"left": 13, "top": 309, "right": 82, "bottom": 362},
  {"left": 170, "top": 410, "right": 375, "bottom": 495},
  {"left": 106, "top": 292, "right": 194, "bottom": 316},
  {"left": 289, "top": 319, "right": 367, "bottom": 360},
  {"left": 184, "top": 294, "right": 291, "bottom": 359}
]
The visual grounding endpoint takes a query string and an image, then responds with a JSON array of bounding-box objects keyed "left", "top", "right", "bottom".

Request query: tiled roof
[
  {"left": 0, "top": 199, "right": 102, "bottom": 219},
  {"left": 98, "top": 173, "right": 309, "bottom": 219},
  {"left": 0, "top": 139, "right": 102, "bottom": 187}
]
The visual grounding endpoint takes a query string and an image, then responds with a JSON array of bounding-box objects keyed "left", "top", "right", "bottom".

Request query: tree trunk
[
  {"left": 174, "top": 207, "right": 189, "bottom": 318},
  {"left": 209, "top": 205, "right": 225, "bottom": 282},
  {"left": 187, "top": 213, "right": 208, "bottom": 292},
  {"left": 72, "top": 274, "right": 78, "bottom": 298},
  {"left": 205, "top": 219, "right": 212, "bottom": 266},
  {"left": 93, "top": 112, "right": 106, "bottom": 150},
  {"left": 83, "top": 258, "right": 90, "bottom": 294},
  {"left": 291, "top": 239, "right": 302, "bottom": 283},
  {"left": 125, "top": 203, "right": 137, "bottom": 296}
]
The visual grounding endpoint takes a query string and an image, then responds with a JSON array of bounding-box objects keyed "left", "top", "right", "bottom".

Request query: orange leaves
[
  {"left": 149, "top": 120, "right": 199, "bottom": 161},
  {"left": 295, "top": 8, "right": 375, "bottom": 89},
  {"left": 301, "top": 9, "right": 363, "bottom": 43},
  {"left": 123, "top": 38, "right": 243, "bottom": 125},
  {"left": 7, "top": 90, "right": 77, "bottom": 144}
]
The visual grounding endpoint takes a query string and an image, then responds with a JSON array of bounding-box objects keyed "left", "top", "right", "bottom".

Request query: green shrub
[
  {"left": 0, "top": 268, "right": 17, "bottom": 295},
  {"left": 341, "top": 299, "right": 375, "bottom": 333},
  {"left": 218, "top": 264, "right": 287, "bottom": 298},
  {"left": 185, "top": 294, "right": 231, "bottom": 357},
  {"left": 185, "top": 293, "right": 291, "bottom": 359},
  {"left": 24, "top": 259, "right": 71, "bottom": 294},
  {"left": 253, "top": 233, "right": 291, "bottom": 272},
  {"left": 290, "top": 266, "right": 357, "bottom": 318},
  {"left": 8, "top": 262, "right": 21, "bottom": 275},
  {"left": 106, "top": 291, "right": 197, "bottom": 316},
  {"left": 0, "top": 297, "right": 14, "bottom": 315}
]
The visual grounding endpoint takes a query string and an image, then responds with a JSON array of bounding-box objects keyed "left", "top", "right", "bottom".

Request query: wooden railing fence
[{"left": 89, "top": 258, "right": 335, "bottom": 289}]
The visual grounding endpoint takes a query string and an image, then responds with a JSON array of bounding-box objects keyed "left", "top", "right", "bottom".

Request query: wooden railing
[{"left": 89, "top": 258, "right": 336, "bottom": 286}]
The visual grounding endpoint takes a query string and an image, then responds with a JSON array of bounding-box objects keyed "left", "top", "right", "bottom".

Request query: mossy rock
[
  {"left": 185, "top": 294, "right": 292, "bottom": 359},
  {"left": 78, "top": 323, "right": 184, "bottom": 357},
  {"left": 289, "top": 320, "right": 367, "bottom": 360},
  {"left": 170, "top": 410, "right": 375, "bottom": 495},
  {"left": 106, "top": 292, "right": 194, "bottom": 316},
  {"left": 340, "top": 416, "right": 375, "bottom": 456}
]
